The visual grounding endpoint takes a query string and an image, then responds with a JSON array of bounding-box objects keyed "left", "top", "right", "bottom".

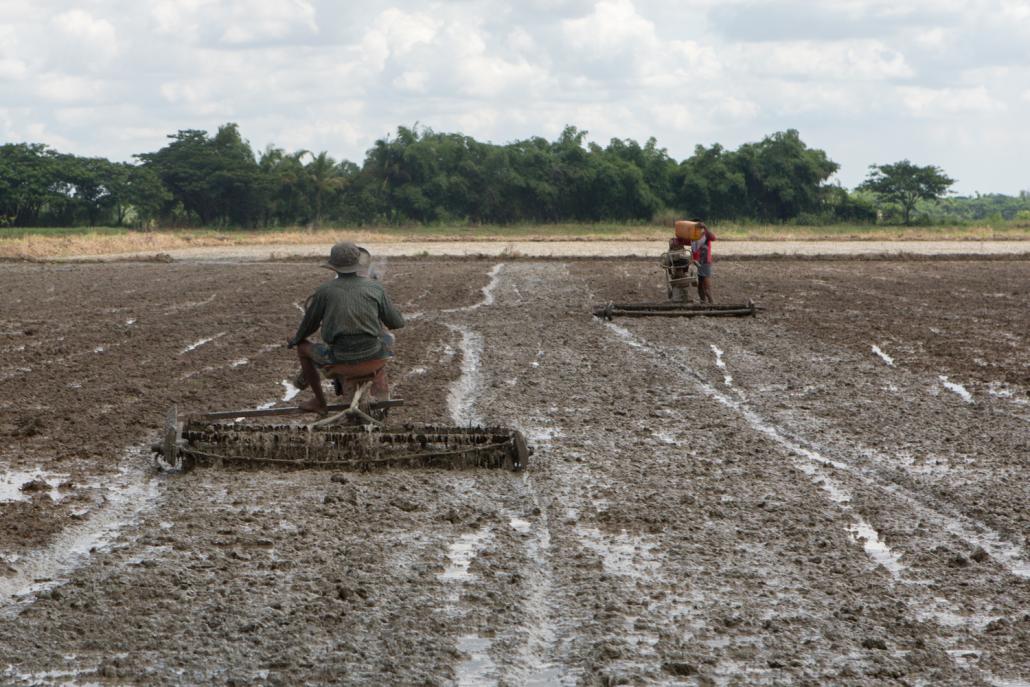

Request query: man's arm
[
  {"left": 378, "top": 291, "right": 405, "bottom": 330},
  {"left": 288, "top": 290, "right": 325, "bottom": 347}
]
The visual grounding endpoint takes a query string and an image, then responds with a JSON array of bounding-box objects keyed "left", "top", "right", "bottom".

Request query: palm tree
[{"left": 304, "top": 151, "right": 345, "bottom": 229}]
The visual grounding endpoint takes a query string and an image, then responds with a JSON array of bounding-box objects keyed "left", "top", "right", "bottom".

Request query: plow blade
[
  {"left": 594, "top": 300, "right": 760, "bottom": 320},
  {"left": 156, "top": 420, "right": 529, "bottom": 472}
]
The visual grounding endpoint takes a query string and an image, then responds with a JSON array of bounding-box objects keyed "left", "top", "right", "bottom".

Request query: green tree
[
  {"left": 858, "top": 160, "right": 955, "bottom": 225},
  {"left": 0, "top": 143, "right": 62, "bottom": 226},
  {"left": 303, "top": 151, "right": 347, "bottom": 228},
  {"left": 138, "top": 123, "right": 262, "bottom": 226},
  {"left": 674, "top": 143, "right": 747, "bottom": 219},
  {"left": 120, "top": 164, "right": 171, "bottom": 227},
  {"left": 736, "top": 130, "right": 839, "bottom": 221}
]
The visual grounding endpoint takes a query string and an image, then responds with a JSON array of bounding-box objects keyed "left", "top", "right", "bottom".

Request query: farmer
[
  {"left": 288, "top": 241, "right": 405, "bottom": 414},
  {"left": 691, "top": 221, "right": 716, "bottom": 303}
]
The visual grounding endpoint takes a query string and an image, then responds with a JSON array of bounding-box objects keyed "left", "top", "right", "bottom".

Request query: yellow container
[{"left": 675, "top": 220, "right": 703, "bottom": 242}]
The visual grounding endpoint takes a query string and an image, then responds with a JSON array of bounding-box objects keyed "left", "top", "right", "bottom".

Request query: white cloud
[
  {"left": 150, "top": 0, "right": 206, "bottom": 38},
  {"left": 360, "top": 7, "right": 441, "bottom": 71},
  {"left": 506, "top": 27, "right": 537, "bottom": 55},
  {"left": 736, "top": 40, "right": 913, "bottom": 81},
  {"left": 0, "top": 59, "right": 27, "bottom": 80},
  {"left": 393, "top": 70, "right": 430, "bottom": 94},
  {"left": 912, "top": 27, "right": 949, "bottom": 49},
  {"left": 36, "top": 73, "right": 107, "bottom": 103},
  {"left": 561, "top": 0, "right": 656, "bottom": 57},
  {"left": 219, "top": 0, "right": 318, "bottom": 44},
  {"left": 898, "top": 86, "right": 1007, "bottom": 116},
  {"left": 457, "top": 55, "right": 545, "bottom": 98},
  {"left": 53, "top": 9, "right": 119, "bottom": 63},
  {"left": 148, "top": 0, "right": 318, "bottom": 45},
  {"left": 1000, "top": 0, "right": 1030, "bottom": 20}
]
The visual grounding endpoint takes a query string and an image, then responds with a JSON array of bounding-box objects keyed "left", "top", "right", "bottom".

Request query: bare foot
[{"left": 298, "top": 397, "right": 327, "bottom": 414}]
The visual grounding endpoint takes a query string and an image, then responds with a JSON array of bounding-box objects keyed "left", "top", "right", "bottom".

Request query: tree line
[{"left": 1, "top": 122, "right": 1019, "bottom": 229}]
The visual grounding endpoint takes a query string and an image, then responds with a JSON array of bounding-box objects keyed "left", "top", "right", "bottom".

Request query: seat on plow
[{"left": 323, "top": 358, "right": 389, "bottom": 401}]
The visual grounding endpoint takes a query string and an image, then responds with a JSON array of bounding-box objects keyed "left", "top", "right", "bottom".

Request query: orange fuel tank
[{"left": 674, "top": 220, "right": 704, "bottom": 242}]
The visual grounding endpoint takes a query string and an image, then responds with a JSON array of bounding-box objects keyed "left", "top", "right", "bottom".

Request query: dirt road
[
  {"left": 0, "top": 258, "right": 1027, "bottom": 685},
  {"left": 56, "top": 239, "right": 1030, "bottom": 263}
]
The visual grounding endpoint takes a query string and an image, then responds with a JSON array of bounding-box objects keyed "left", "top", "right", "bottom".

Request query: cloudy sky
[{"left": 2, "top": 0, "right": 1028, "bottom": 194}]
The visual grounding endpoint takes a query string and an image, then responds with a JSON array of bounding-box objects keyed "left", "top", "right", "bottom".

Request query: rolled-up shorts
[
  {"left": 309, "top": 332, "right": 395, "bottom": 368},
  {"left": 696, "top": 262, "right": 713, "bottom": 278}
]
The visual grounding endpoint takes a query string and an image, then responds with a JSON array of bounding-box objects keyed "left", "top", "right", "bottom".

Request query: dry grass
[{"left": 2, "top": 224, "right": 1029, "bottom": 260}]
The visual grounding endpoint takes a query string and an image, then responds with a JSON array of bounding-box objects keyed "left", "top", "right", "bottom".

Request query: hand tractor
[{"left": 593, "top": 220, "right": 761, "bottom": 320}]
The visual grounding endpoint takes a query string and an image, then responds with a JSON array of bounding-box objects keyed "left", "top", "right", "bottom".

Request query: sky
[{"left": 2, "top": 0, "right": 1028, "bottom": 195}]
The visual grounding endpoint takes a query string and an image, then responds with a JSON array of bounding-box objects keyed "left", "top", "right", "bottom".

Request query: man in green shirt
[{"left": 288, "top": 242, "right": 405, "bottom": 413}]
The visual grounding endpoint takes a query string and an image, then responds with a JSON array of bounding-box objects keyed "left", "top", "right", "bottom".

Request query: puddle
[
  {"left": 444, "top": 263, "right": 503, "bottom": 313},
  {"left": 792, "top": 460, "right": 851, "bottom": 504},
  {"left": 510, "top": 518, "right": 531, "bottom": 533},
  {"left": 985, "top": 676, "right": 1030, "bottom": 687},
  {"left": 0, "top": 447, "right": 160, "bottom": 612},
  {"left": 872, "top": 345, "right": 894, "bottom": 366},
  {"left": 455, "top": 635, "right": 497, "bottom": 686},
  {"left": 987, "top": 382, "right": 1027, "bottom": 407},
  {"left": 575, "top": 526, "right": 660, "bottom": 577},
  {"left": 280, "top": 379, "right": 301, "bottom": 402},
  {"left": 0, "top": 470, "right": 70, "bottom": 503},
  {"left": 1, "top": 664, "right": 102, "bottom": 686},
  {"left": 179, "top": 332, "right": 226, "bottom": 354},
  {"left": 606, "top": 323, "right": 645, "bottom": 349},
  {"left": 939, "top": 376, "right": 974, "bottom": 404},
  {"left": 446, "top": 325, "right": 484, "bottom": 426},
  {"left": 166, "top": 294, "right": 216, "bottom": 314},
  {"left": 512, "top": 473, "right": 568, "bottom": 686},
  {"left": 653, "top": 431, "right": 678, "bottom": 445},
  {"left": 526, "top": 427, "right": 563, "bottom": 444},
  {"left": 439, "top": 528, "right": 492, "bottom": 583},
  {"left": 847, "top": 521, "right": 905, "bottom": 578},
  {"left": 439, "top": 527, "right": 496, "bottom": 684},
  {"left": 711, "top": 344, "right": 733, "bottom": 386}
]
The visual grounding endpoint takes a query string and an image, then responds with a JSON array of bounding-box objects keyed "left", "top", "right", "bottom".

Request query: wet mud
[{"left": 0, "top": 258, "right": 1027, "bottom": 685}]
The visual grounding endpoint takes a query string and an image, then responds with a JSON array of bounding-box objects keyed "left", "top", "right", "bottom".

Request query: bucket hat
[{"left": 322, "top": 241, "right": 370, "bottom": 273}]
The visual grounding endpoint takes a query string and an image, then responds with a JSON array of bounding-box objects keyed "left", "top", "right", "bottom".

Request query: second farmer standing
[{"left": 691, "top": 222, "right": 716, "bottom": 304}]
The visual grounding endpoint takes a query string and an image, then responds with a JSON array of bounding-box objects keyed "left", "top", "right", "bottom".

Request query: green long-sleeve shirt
[{"left": 290, "top": 275, "right": 405, "bottom": 362}]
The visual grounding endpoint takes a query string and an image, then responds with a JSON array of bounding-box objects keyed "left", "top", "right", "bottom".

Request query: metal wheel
[{"left": 511, "top": 431, "right": 530, "bottom": 471}]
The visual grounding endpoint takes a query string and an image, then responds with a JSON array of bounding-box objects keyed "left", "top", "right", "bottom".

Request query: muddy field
[{"left": 0, "top": 257, "right": 1027, "bottom": 686}]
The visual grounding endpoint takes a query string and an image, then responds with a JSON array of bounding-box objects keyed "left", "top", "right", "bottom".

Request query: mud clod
[
  {"left": 662, "top": 661, "right": 698, "bottom": 676},
  {"left": 12, "top": 416, "right": 43, "bottom": 437},
  {"left": 19, "top": 479, "right": 49, "bottom": 493},
  {"left": 970, "top": 546, "right": 990, "bottom": 563}
]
